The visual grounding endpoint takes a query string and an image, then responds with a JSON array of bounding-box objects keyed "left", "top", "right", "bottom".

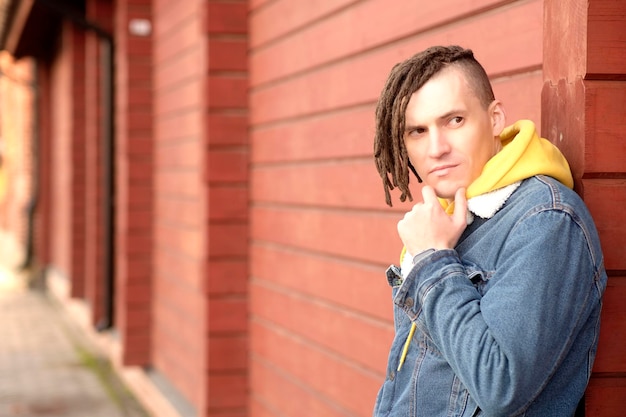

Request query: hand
[{"left": 397, "top": 186, "right": 468, "bottom": 255}]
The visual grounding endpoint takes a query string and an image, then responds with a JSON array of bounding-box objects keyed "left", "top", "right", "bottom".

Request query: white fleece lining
[{"left": 467, "top": 181, "right": 521, "bottom": 219}]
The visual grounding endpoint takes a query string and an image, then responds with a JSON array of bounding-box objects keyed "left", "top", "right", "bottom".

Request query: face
[{"left": 403, "top": 66, "right": 505, "bottom": 200}]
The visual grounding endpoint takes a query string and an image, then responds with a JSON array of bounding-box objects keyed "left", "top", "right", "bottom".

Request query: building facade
[{"left": 0, "top": 0, "right": 624, "bottom": 416}]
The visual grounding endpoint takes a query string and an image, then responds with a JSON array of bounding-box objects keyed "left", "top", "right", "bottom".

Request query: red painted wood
[
  {"left": 543, "top": 0, "right": 587, "bottom": 82},
  {"left": 251, "top": 159, "right": 412, "bottom": 210},
  {"left": 584, "top": 81, "right": 626, "bottom": 173},
  {"left": 251, "top": 0, "right": 538, "bottom": 86},
  {"left": 593, "top": 276, "right": 626, "bottom": 373},
  {"left": 251, "top": 205, "right": 403, "bottom": 264},
  {"left": 251, "top": 6, "right": 542, "bottom": 126},
  {"left": 586, "top": 376, "right": 626, "bottom": 416},
  {"left": 251, "top": 243, "right": 393, "bottom": 321},
  {"left": 544, "top": 0, "right": 626, "bottom": 412},
  {"left": 581, "top": 179, "right": 626, "bottom": 271},
  {"left": 541, "top": 78, "right": 587, "bottom": 183},
  {"left": 152, "top": 0, "right": 209, "bottom": 401},
  {"left": 250, "top": 320, "right": 383, "bottom": 416},
  {"left": 588, "top": 0, "right": 626, "bottom": 77},
  {"left": 251, "top": 360, "right": 353, "bottom": 417},
  {"left": 250, "top": 280, "right": 393, "bottom": 370},
  {"left": 251, "top": 0, "right": 358, "bottom": 48}
]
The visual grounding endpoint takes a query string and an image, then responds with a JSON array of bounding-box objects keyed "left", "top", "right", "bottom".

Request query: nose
[{"left": 427, "top": 129, "right": 451, "bottom": 158}]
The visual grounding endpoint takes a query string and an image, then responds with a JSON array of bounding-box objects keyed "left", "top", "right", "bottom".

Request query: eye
[
  {"left": 408, "top": 127, "right": 426, "bottom": 137},
  {"left": 449, "top": 116, "right": 464, "bottom": 127}
]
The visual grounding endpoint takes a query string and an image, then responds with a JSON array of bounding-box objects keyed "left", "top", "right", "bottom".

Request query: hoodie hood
[
  {"left": 440, "top": 120, "right": 573, "bottom": 214},
  {"left": 468, "top": 119, "right": 573, "bottom": 196}
]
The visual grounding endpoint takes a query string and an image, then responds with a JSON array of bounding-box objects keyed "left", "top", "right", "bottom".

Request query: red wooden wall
[
  {"left": 114, "top": 0, "right": 154, "bottom": 367},
  {"left": 152, "top": 0, "right": 249, "bottom": 415},
  {"left": 543, "top": 0, "right": 626, "bottom": 415},
  {"left": 3, "top": 1, "right": 622, "bottom": 416},
  {"left": 152, "top": 0, "right": 209, "bottom": 408},
  {"left": 248, "top": 1, "right": 546, "bottom": 415}
]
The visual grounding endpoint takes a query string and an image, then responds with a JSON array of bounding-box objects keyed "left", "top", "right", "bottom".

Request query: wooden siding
[
  {"left": 249, "top": 1, "right": 546, "bottom": 415},
  {"left": 543, "top": 0, "right": 626, "bottom": 414},
  {"left": 153, "top": 0, "right": 208, "bottom": 409},
  {"left": 113, "top": 0, "right": 154, "bottom": 366},
  {"left": 153, "top": 0, "right": 249, "bottom": 415}
]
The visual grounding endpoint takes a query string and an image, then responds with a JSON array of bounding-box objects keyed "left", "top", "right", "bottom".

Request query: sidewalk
[{"left": 0, "top": 245, "right": 150, "bottom": 417}]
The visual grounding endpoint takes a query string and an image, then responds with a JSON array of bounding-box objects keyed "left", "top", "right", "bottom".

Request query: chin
[
  {"left": 433, "top": 189, "right": 455, "bottom": 200},
  {"left": 432, "top": 183, "right": 465, "bottom": 200}
]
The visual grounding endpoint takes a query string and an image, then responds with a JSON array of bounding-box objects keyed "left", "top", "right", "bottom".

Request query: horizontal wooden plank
[
  {"left": 154, "top": 78, "right": 203, "bottom": 117},
  {"left": 585, "top": 81, "right": 626, "bottom": 173},
  {"left": 155, "top": 221, "right": 204, "bottom": 260},
  {"left": 251, "top": 206, "right": 404, "bottom": 265},
  {"left": 153, "top": 13, "right": 202, "bottom": 66},
  {"left": 153, "top": 47, "right": 203, "bottom": 93},
  {"left": 156, "top": 139, "right": 202, "bottom": 170},
  {"left": 585, "top": 375, "right": 626, "bottom": 416},
  {"left": 251, "top": 159, "right": 416, "bottom": 211},
  {"left": 250, "top": 281, "right": 393, "bottom": 371},
  {"left": 155, "top": 109, "right": 203, "bottom": 143},
  {"left": 155, "top": 195, "right": 203, "bottom": 228},
  {"left": 250, "top": 0, "right": 357, "bottom": 48},
  {"left": 153, "top": 1, "right": 197, "bottom": 39},
  {"left": 250, "top": 1, "right": 542, "bottom": 124},
  {"left": 588, "top": 0, "right": 626, "bottom": 77},
  {"left": 250, "top": 320, "right": 383, "bottom": 416},
  {"left": 251, "top": 0, "right": 539, "bottom": 86},
  {"left": 250, "top": 105, "right": 375, "bottom": 164},
  {"left": 251, "top": 359, "right": 352, "bottom": 417},
  {"left": 251, "top": 243, "right": 393, "bottom": 321},
  {"left": 155, "top": 170, "right": 204, "bottom": 199},
  {"left": 581, "top": 179, "right": 626, "bottom": 271},
  {"left": 593, "top": 276, "right": 626, "bottom": 373}
]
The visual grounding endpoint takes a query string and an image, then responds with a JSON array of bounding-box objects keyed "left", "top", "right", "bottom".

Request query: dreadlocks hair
[{"left": 373, "top": 45, "right": 496, "bottom": 206}]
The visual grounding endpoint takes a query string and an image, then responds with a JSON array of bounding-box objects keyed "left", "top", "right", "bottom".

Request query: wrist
[{"left": 412, "top": 248, "right": 436, "bottom": 265}]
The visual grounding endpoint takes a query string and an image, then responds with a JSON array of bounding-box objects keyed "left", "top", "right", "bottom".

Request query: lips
[{"left": 429, "top": 164, "right": 457, "bottom": 175}]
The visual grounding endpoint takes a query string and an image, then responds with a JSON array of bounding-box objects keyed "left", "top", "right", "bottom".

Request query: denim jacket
[{"left": 373, "top": 176, "right": 607, "bottom": 417}]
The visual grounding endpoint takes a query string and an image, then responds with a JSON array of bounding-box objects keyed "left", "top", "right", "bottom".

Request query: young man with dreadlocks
[{"left": 372, "top": 45, "right": 607, "bottom": 417}]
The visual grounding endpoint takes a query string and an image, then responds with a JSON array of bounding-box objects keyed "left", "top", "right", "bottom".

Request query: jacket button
[
  {"left": 404, "top": 297, "right": 414, "bottom": 308},
  {"left": 388, "top": 371, "right": 395, "bottom": 381}
]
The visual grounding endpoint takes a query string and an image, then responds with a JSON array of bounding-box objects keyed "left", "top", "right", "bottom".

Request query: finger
[
  {"left": 421, "top": 185, "right": 439, "bottom": 205},
  {"left": 452, "top": 188, "right": 468, "bottom": 225}
]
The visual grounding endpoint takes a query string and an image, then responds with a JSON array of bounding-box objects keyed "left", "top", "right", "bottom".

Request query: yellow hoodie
[
  {"left": 440, "top": 119, "right": 573, "bottom": 215},
  {"left": 396, "top": 120, "right": 573, "bottom": 371}
]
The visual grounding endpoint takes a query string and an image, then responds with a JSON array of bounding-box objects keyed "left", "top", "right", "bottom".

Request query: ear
[{"left": 489, "top": 100, "right": 506, "bottom": 136}]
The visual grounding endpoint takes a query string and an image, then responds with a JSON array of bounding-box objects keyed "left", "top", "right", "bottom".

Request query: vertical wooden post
[
  {"left": 114, "top": 0, "right": 154, "bottom": 366},
  {"left": 202, "top": 1, "right": 249, "bottom": 415},
  {"left": 542, "top": 0, "right": 626, "bottom": 414}
]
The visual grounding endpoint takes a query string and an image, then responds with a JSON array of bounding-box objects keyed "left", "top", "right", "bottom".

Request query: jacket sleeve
[{"left": 394, "top": 207, "right": 604, "bottom": 416}]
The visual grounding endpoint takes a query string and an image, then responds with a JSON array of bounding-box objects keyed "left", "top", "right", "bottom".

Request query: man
[{"left": 372, "top": 45, "right": 607, "bottom": 417}]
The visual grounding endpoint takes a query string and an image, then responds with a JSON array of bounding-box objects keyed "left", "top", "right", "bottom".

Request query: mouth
[{"left": 429, "top": 164, "right": 457, "bottom": 176}]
